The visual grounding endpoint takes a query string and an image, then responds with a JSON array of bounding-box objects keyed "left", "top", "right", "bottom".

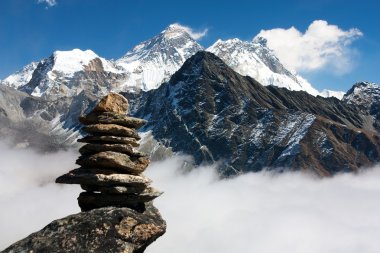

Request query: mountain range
[
  {"left": 1, "top": 23, "right": 343, "bottom": 99},
  {"left": 0, "top": 24, "right": 379, "bottom": 175}
]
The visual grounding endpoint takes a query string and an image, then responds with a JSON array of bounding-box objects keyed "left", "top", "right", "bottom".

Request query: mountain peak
[
  {"left": 345, "top": 81, "right": 379, "bottom": 96},
  {"left": 207, "top": 37, "right": 321, "bottom": 96},
  {"left": 51, "top": 49, "right": 100, "bottom": 74},
  {"left": 170, "top": 51, "right": 230, "bottom": 82},
  {"left": 344, "top": 81, "right": 380, "bottom": 105},
  {"left": 164, "top": 23, "right": 187, "bottom": 32},
  {"left": 52, "top": 48, "right": 96, "bottom": 58},
  {"left": 160, "top": 23, "right": 193, "bottom": 40},
  {"left": 116, "top": 24, "right": 204, "bottom": 90}
]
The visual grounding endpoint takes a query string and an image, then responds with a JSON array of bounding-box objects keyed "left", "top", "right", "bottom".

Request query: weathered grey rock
[
  {"left": 78, "top": 192, "right": 161, "bottom": 212},
  {"left": 56, "top": 168, "right": 152, "bottom": 187},
  {"left": 92, "top": 92, "right": 129, "bottom": 114},
  {"left": 80, "top": 112, "right": 147, "bottom": 129},
  {"left": 79, "top": 143, "right": 145, "bottom": 157},
  {"left": 76, "top": 151, "right": 149, "bottom": 175},
  {"left": 83, "top": 124, "right": 140, "bottom": 139},
  {"left": 77, "top": 135, "right": 139, "bottom": 147},
  {"left": 81, "top": 184, "right": 162, "bottom": 195},
  {"left": 2, "top": 206, "right": 166, "bottom": 253}
]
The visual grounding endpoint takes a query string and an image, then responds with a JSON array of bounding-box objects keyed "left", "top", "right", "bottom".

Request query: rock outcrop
[
  {"left": 2, "top": 206, "right": 166, "bottom": 253},
  {"left": 2, "top": 93, "right": 166, "bottom": 253}
]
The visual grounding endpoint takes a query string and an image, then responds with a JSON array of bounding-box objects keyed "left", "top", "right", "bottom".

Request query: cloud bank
[
  {"left": 255, "top": 20, "right": 363, "bottom": 74},
  {"left": 147, "top": 156, "right": 380, "bottom": 253},
  {"left": 172, "top": 23, "right": 208, "bottom": 40},
  {"left": 1, "top": 142, "right": 379, "bottom": 252},
  {"left": 0, "top": 141, "right": 80, "bottom": 249}
]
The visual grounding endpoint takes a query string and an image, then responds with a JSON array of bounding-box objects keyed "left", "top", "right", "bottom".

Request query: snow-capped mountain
[
  {"left": 2, "top": 62, "right": 38, "bottom": 89},
  {"left": 208, "top": 37, "right": 326, "bottom": 97},
  {"left": 1, "top": 40, "right": 379, "bottom": 176},
  {"left": 116, "top": 24, "right": 204, "bottom": 91},
  {"left": 16, "top": 49, "right": 126, "bottom": 99},
  {"left": 2, "top": 23, "right": 345, "bottom": 99},
  {"left": 1, "top": 24, "right": 204, "bottom": 97},
  {"left": 131, "top": 52, "right": 380, "bottom": 176},
  {"left": 320, "top": 89, "right": 345, "bottom": 100}
]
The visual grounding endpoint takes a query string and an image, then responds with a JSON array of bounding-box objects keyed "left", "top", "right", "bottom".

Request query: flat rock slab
[
  {"left": 2, "top": 206, "right": 166, "bottom": 253},
  {"left": 81, "top": 184, "right": 145, "bottom": 194},
  {"left": 81, "top": 184, "right": 162, "bottom": 195},
  {"left": 83, "top": 124, "right": 140, "bottom": 139},
  {"left": 56, "top": 168, "right": 151, "bottom": 187},
  {"left": 92, "top": 93, "right": 129, "bottom": 114},
  {"left": 79, "top": 143, "right": 145, "bottom": 157},
  {"left": 78, "top": 135, "right": 139, "bottom": 147},
  {"left": 76, "top": 151, "right": 149, "bottom": 175},
  {"left": 80, "top": 112, "right": 147, "bottom": 129},
  {"left": 78, "top": 192, "right": 161, "bottom": 211}
]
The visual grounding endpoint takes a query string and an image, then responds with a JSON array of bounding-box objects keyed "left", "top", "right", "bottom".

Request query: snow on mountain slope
[
  {"left": 343, "top": 81, "right": 380, "bottom": 106},
  {"left": 50, "top": 49, "right": 122, "bottom": 77},
  {"left": 207, "top": 37, "right": 337, "bottom": 97},
  {"left": 116, "top": 24, "right": 204, "bottom": 91},
  {"left": 13, "top": 49, "right": 126, "bottom": 98},
  {"left": 2, "top": 62, "right": 38, "bottom": 89},
  {"left": 320, "top": 89, "right": 345, "bottom": 99}
]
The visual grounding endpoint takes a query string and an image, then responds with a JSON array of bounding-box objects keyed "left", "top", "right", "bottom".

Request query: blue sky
[{"left": 0, "top": 0, "right": 379, "bottom": 91}]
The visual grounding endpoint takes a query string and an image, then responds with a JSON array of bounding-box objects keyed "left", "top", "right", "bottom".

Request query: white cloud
[
  {"left": 255, "top": 20, "right": 363, "bottom": 74},
  {"left": 0, "top": 141, "right": 80, "bottom": 249},
  {"left": 1, "top": 143, "right": 379, "bottom": 253},
  {"left": 171, "top": 23, "right": 208, "bottom": 40},
  {"left": 37, "top": 0, "right": 57, "bottom": 7},
  {"left": 146, "top": 156, "right": 380, "bottom": 253}
]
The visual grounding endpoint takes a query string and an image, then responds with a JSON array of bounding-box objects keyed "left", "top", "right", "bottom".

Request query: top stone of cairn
[{"left": 93, "top": 92, "right": 129, "bottom": 114}]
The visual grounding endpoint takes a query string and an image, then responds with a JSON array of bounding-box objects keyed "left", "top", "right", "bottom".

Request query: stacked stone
[{"left": 56, "top": 93, "right": 161, "bottom": 212}]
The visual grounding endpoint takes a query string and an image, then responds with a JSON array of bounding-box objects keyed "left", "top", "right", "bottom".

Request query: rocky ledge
[{"left": 2, "top": 205, "right": 166, "bottom": 253}]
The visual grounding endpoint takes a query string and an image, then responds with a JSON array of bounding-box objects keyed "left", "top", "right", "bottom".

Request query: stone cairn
[{"left": 56, "top": 93, "right": 161, "bottom": 212}]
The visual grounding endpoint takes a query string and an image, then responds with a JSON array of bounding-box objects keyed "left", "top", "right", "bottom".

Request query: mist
[
  {"left": 1, "top": 141, "right": 380, "bottom": 252},
  {"left": 146, "top": 157, "right": 380, "bottom": 253},
  {"left": 0, "top": 141, "right": 81, "bottom": 249}
]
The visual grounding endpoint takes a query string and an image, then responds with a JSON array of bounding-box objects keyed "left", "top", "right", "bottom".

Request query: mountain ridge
[
  {"left": 1, "top": 24, "right": 345, "bottom": 98},
  {"left": 131, "top": 51, "right": 380, "bottom": 176}
]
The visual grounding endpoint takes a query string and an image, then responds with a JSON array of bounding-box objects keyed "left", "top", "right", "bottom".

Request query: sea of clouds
[{"left": 1, "top": 140, "right": 379, "bottom": 252}]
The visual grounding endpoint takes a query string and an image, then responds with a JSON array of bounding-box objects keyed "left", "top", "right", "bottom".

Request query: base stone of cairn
[{"left": 56, "top": 92, "right": 162, "bottom": 213}]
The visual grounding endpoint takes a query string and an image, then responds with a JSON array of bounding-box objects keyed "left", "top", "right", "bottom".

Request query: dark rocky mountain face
[{"left": 130, "top": 51, "right": 380, "bottom": 176}]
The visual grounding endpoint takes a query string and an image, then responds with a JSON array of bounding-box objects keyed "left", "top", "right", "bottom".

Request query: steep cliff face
[
  {"left": 2, "top": 206, "right": 166, "bottom": 253},
  {"left": 131, "top": 52, "right": 380, "bottom": 176}
]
